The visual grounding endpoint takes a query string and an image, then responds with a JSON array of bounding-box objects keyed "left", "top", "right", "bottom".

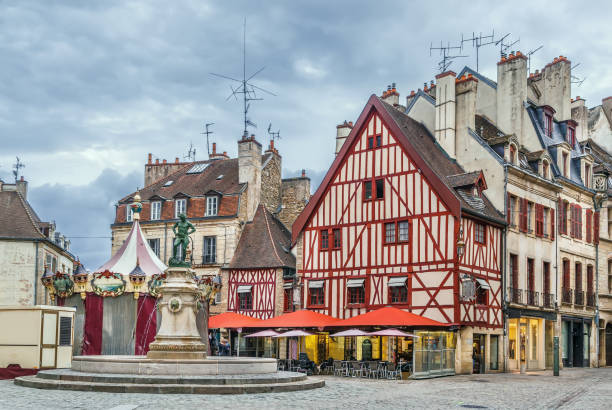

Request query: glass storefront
[
  {"left": 490, "top": 335, "right": 499, "bottom": 371},
  {"left": 508, "top": 317, "right": 550, "bottom": 370},
  {"left": 412, "top": 331, "right": 456, "bottom": 378},
  {"left": 561, "top": 317, "right": 592, "bottom": 367}
]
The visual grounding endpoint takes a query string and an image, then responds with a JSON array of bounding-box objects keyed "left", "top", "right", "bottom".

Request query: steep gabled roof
[
  {"left": 0, "top": 191, "right": 45, "bottom": 239},
  {"left": 229, "top": 205, "right": 295, "bottom": 269}
]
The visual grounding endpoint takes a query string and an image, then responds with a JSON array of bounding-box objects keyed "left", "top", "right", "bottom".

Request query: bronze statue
[{"left": 170, "top": 213, "right": 196, "bottom": 266}]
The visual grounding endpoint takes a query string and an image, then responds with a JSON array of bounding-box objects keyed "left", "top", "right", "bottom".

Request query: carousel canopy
[{"left": 95, "top": 220, "right": 166, "bottom": 276}]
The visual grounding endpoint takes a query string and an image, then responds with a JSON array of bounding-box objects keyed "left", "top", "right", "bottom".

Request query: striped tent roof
[{"left": 95, "top": 220, "right": 166, "bottom": 276}]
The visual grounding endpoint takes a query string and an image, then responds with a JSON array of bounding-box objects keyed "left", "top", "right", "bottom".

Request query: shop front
[
  {"left": 507, "top": 309, "right": 555, "bottom": 371},
  {"left": 561, "top": 316, "right": 592, "bottom": 368}
]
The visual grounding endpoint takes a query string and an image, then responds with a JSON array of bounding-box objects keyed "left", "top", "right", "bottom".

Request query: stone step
[
  {"left": 15, "top": 375, "right": 325, "bottom": 394},
  {"left": 35, "top": 369, "right": 308, "bottom": 385}
]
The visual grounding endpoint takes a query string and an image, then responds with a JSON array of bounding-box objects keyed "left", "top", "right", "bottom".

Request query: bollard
[{"left": 553, "top": 336, "right": 559, "bottom": 376}]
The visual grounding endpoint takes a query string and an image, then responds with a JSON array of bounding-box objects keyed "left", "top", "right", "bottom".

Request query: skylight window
[
  {"left": 216, "top": 174, "right": 224, "bottom": 180},
  {"left": 186, "top": 163, "right": 209, "bottom": 174},
  {"left": 163, "top": 180, "right": 174, "bottom": 187}
]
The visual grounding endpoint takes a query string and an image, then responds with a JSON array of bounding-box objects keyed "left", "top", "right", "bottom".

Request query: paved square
[{"left": 1, "top": 368, "right": 610, "bottom": 409}]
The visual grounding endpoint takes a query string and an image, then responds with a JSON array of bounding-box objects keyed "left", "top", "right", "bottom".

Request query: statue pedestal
[{"left": 147, "top": 266, "right": 206, "bottom": 360}]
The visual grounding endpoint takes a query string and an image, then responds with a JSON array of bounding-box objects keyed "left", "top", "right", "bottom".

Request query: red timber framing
[
  {"left": 293, "top": 96, "right": 502, "bottom": 328},
  {"left": 227, "top": 268, "right": 277, "bottom": 319}
]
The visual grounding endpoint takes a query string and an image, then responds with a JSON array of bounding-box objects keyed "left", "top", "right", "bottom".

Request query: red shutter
[
  {"left": 519, "top": 198, "right": 527, "bottom": 232},
  {"left": 550, "top": 209, "right": 555, "bottom": 240},
  {"left": 577, "top": 205, "right": 582, "bottom": 240},
  {"left": 586, "top": 209, "right": 593, "bottom": 243},
  {"left": 594, "top": 211, "right": 600, "bottom": 244},
  {"left": 535, "top": 204, "right": 543, "bottom": 236},
  {"left": 569, "top": 205, "right": 575, "bottom": 238}
]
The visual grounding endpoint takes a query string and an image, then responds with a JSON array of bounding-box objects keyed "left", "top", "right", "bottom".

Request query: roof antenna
[
  {"left": 201, "top": 122, "right": 214, "bottom": 156},
  {"left": 526, "top": 45, "right": 543, "bottom": 75},
  {"left": 13, "top": 156, "right": 25, "bottom": 181},
  {"left": 184, "top": 142, "right": 196, "bottom": 162},
  {"left": 570, "top": 62, "right": 586, "bottom": 87},
  {"left": 461, "top": 30, "right": 496, "bottom": 72},
  {"left": 267, "top": 122, "right": 281, "bottom": 143},
  {"left": 210, "top": 17, "right": 276, "bottom": 138},
  {"left": 495, "top": 33, "right": 519, "bottom": 59},
  {"left": 430, "top": 39, "right": 469, "bottom": 73}
]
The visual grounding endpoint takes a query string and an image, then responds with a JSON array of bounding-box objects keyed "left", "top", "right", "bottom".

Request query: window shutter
[
  {"left": 519, "top": 198, "right": 527, "bottom": 232},
  {"left": 594, "top": 211, "right": 600, "bottom": 244},
  {"left": 577, "top": 205, "right": 583, "bottom": 240},
  {"left": 558, "top": 201, "right": 565, "bottom": 235},
  {"left": 535, "top": 204, "right": 543, "bottom": 236},
  {"left": 550, "top": 209, "right": 555, "bottom": 240},
  {"left": 569, "top": 205, "right": 575, "bottom": 238},
  {"left": 586, "top": 209, "right": 593, "bottom": 243}
]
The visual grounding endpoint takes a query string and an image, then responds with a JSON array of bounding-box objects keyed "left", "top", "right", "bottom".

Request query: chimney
[
  {"left": 455, "top": 74, "right": 479, "bottom": 157},
  {"left": 148, "top": 153, "right": 152, "bottom": 164},
  {"left": 16, "top": 176, "right": 28, "bottom": 200},
  {"left": 265, "top": 139, "right": 279, "bottom": 156},
  {"left": 162, "top": 159, "right": 167, "bottom": 164},
  {"left": 175, "top": 157, "right": 179, "bottom": 164},
  {"left": 335, "top": 121, "right": 353, "bottom": 155},
  {"left": 539, "top": 56, "right": 572, "bottom": 121},
  {"left": 571, "top": 96, "right": 588, "bottom": 142},
  {"left": 434, "top": 71, "right": 457, "bottom": 158},
  {"left": 497, "top": 51, "right": 528, "bottom": 144},
  {"left": 155, "top": 159, "right": 160, "bottom": 165},
  {"left": 301, "top": 169, "right": 306, "bottom": 178},
  {"left": 238, "top": 134, "right": 262, "bottom": 221},
  {"left": 603, "top": 96, "right": 612, "bottom": 124},
  {"left": 381, "top": 83, "right": 400, "bottom": 106}
]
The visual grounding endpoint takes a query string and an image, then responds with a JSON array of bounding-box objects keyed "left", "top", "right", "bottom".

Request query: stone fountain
[{"left": 15, "top": 210, "right": 323, "bottom": 394}]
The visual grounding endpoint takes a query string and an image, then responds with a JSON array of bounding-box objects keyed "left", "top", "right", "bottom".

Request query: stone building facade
[{"left": 0, "top": 177, "right": 76, "bottom": 306}]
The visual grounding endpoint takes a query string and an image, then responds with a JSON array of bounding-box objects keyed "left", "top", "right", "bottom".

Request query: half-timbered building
[{"left": 292, "top": 95, "right": 505, "bottom": 375}]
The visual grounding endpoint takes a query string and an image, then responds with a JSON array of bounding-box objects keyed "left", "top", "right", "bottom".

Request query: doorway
[
  {"left": 571, "top": 322, "right": 584, "bottom": 367},
  {"left": 472, "top": 334, "right": 485, "bottom": 374},
  {"left": 606, "top": 324, "right": 612, "bottom": 366}
]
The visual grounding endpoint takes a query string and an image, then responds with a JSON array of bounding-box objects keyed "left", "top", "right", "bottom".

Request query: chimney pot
[
  {"left": 148, "top": 153, "right": 152, "bottom": 164},
  {"left": 301, "top": 169, "right": 306, "bottom": 178},
  {"left": 348, "top": 121, "right": 353, "bottom": 127},
  {"left": 20, "top": 176, "right": 24, "bottom": 182},
  {"left": 270, "top": 140, "right": 275, "bottom": 149},
  {"left": 576, "top": 96, "right": 580, "bottom": 100},
  {"left": 212, "top": 142, "right": 217, "bottom": 154},
  {"left": 163, "top": 159, "right": 167, "bottom": 164},
  {"left": 155, "top": 159, "right": 160, "bottom": 165},
  {"left": 175, "top": 157, "right": 179, "bottom": 163}
]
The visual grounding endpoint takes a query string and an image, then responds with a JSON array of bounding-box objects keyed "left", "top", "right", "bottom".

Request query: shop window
[
  {"left": 333, "top": 229, "right": 341, "bottom": 249},
  {"left": 320, "top": 229, "right": 329, "bottom": 250},
  {"left": 474, "top": 222, "right": 486, "bottom": 244}
]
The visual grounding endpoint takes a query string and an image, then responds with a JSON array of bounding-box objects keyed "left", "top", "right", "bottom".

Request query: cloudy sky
[{"left": 1, "top": 0, "right": 611, "bottom": 269}]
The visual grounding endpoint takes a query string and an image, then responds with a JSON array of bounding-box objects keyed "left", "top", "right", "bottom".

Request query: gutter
[
  {"left": 503, "top": 164, "right": 509, "bottom": 373},
  {"left": 34, "top": 241, "right": 39, "bottom": 306}
]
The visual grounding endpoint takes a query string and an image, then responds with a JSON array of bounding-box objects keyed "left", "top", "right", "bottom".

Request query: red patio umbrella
[
  {"left": 335, "top": 306, "right": 447, "bottom": 327},
  {"left": 251, "top": 309, "right": 341, "bottom": 328},
  {"left": 208, "top": 312, "right": 263, "bottom": 329}
]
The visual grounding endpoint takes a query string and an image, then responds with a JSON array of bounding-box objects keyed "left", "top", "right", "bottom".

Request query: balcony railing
[
  {"left": 561, "top": 287, "right": 573, "bottom": 304},
  {"left": 542, "top": 293, "right": 555, "bottom": 308},
  {"left": 526, "top": 290, "right": 539, "bottom": 307},
  {"left": 575, "top": 290, "right": 585, "bottom": 306},
  {"left": 509, "top": 288, "right": 523, "bottom": 304},
  {"left": 586, "top": 292, "right": 595, "bottom": 307}
]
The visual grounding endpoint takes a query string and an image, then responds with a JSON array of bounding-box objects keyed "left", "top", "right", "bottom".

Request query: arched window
[
  {"left": 509, "top": 144, "right": 517, "bottom": 164},
  {"left": 542, "top": 160, "right": 549, "bottom": 179}
]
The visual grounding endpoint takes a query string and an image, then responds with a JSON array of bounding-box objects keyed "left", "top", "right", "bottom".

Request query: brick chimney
[
  {"left": 335, "top": 121, "right": 353, "bottom": 156},
  {"left": 540, "top": 56, "right": 572, "bottom": 121},
  {"left": 497, "top": 51, "right": 528, "bottom": 145},
  {"left": 434, "top": 71, "right": 457, "bottom": 158},
  {"left": 455, "top": 74, "right": 479, "bottom": 157},
  {"left": 381, "top": 83, "right": 400, "bottom": 107},
  {"left": 144, "top": 154, "right": 186, "bottom": 187},
  {"left": 238, "top": 134, "right": 262, "bottom": 221},
  {"left": 16, "top": 176, "right": 28, "bottom": 200},
  {"left": 209, "top": 142, "right": 230, "bottom": 160}
]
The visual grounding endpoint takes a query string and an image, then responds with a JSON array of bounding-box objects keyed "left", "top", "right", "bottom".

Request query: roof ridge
[
  {"left": 261, "top": 206, "right": 284, "bottom": 266},
  {"left": 15, "top": 191, "right": 45, "bottom": 239}
]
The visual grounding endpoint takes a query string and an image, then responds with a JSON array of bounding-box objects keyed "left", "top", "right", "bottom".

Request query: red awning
[
  {"left": 251, "top": 309, "right": 341, "bottom": 328},
  {"left": 208, "top": 312, "right": 263, "bottom": 329},
  {"left": 334, "top": 307, "right": 448, "bottom": 327}
]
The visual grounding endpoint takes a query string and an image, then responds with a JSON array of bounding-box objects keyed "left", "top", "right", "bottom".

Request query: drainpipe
[
  {"left": 555, "top": 192, "right": 560, "bottom": 374},
  {"left": 502, "top": 164, "right": 509, "bottom": 373},
  {"left": 163, "top": 222, "right": 168, "bottom": 263},
  {"left": 594, "top": 194, "right": 603, "bottom": 367},
  {"left": 34, "top": 241, "right": 39, "bottom": 305}
]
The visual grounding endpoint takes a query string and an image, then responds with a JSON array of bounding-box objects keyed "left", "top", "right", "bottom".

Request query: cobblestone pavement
[{"left": 1, "top": 367, "right": 611, "bottom": 409}]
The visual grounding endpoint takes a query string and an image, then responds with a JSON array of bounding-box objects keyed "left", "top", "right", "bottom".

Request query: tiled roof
[
  {"left": 446, "top": 171, "right": 482, "bottom": 188},
  {"left": 475, "top": 115, "right": 506, "bottom": 142},
  {"left": 0, "top": 191, "right": 45, "bottom": 239},
  {"left": 380, "top": 100, "right": 505, "bottom": 224},
  {"left": 229, "top": 205, "right": 295, "bottom": 269}
]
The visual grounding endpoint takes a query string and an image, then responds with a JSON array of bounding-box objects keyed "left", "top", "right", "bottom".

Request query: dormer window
[
  {"left": 542, "top": 160, "right": 549, "bottom": 179},
  {"left": 126, "top": 205, "right": 134, "bottom": 222},
  {"left": 567, "top": 127, "right": 575, "bottom": 147},
  {"left": 584, "top": 163, "right": 591, "bottom": 188},
  {"left": 509, "top": 144, "right": 517, "bottom": 164},
  {"left": 151, "top": 201, "right": 162, "bottom": 220},
  {"left": 175, "top": 198, "right": 186, "bottom": 218},
  {"left": 205, "top": 196, "right": 218, "bottom": 216},
  {"left": 562, "top": 152, "right": 569, "bottom": 177},
  {"left": 544, "top": 113, "right": 553, "bottom": 137}
]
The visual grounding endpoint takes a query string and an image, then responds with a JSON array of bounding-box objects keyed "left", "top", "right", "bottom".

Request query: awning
[
  {"left": 250, "top": 309, "right": 340, "bottom": 328},
  {"left": 308, "top": 280, "right": 324, "bottom": 289},
  {"left": 346, "top": 279, "right": 365, "bottom": 288},
  {"left": 237, "top": 285, "right": 252, "bottom": 293},
  {"left": 388, "top": 277, "right": 407, "bottom": 287},
  {"left": 283, "top": 282, "right": 293, "bottom": 289},
  {"left": 208, "top": 312, "right": 263, "bottom": 329},
  {"left": 335, "top": 306, "right": 448, "bottom": 327},
  {"left": 475, "top": 278, "right": 491, "bottom": 290}
]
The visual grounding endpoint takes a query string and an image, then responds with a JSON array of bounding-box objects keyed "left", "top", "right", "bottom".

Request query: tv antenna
[
  {"left": 461, "top": 30, "right": 496, "bottom": 72},
  {"left": 210, "top": 18, "right": 276, "bottom": 138},
  {"left": 267, "top": 123, "right": 281, "bottom": 142},
  {"left": 13, "top": 156, "right": 25, "bottom": 181},
  {"left": 184, "top": 142, "right": 196, "bottom": 162},
  {"left": 571, "top": 63, "right": 586, "bottom": 87},
  {"left": 430, "top": 40, "right": 468, "bottom": 73},
  {"left": 526, "top": 45, "right": 543, "bottom": 74},
  {"left": 495, "top": 33, "right": 519, "bottom": 58},
  {"left": 201, "top": 122, "right": 214, "bottom": 156}
]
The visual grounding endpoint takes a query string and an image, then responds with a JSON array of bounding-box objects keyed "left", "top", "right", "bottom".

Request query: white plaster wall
[
  {"left": 407, "top": 97, "right": 435, "bottom": 135},
  {"left": 0, "top": 241, "right": 36, "bottom": 306},
  {"left": 474, "top": 80, "right": 497, "bottom": 122}
]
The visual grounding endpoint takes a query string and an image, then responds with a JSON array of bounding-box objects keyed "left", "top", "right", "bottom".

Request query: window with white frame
[
  {"left": 148, "top": 238, "right": 160, "bottom": 256},
  {"left": 175, "top": 198, "right": 186, "bottom": 218},
  {"left": 203, "top": 236, "right": 216, "bottom": 264},
  {"left": 126, "top": 205, "right": 133, "bottom": 222},
  {"left": 205, "top": 196, "right": 218, "bottom": 216},
  {"left": 151, "top": 201, "right": 162, "bottom": 220}
]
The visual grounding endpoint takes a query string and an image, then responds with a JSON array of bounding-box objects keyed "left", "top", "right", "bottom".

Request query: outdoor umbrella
[
  {"left": 244, "top": 329, "right": 280, "bottom": 338},
  {"left": 367, "top": 328, "right": 419, "bottom": 338},
  {"left": 274, "top": 329, "right": 314, "bottom": 358},
  {"left": 331, "top": 329, "right": 370, "bottom": 337},
  {"left": 252, "top": 309, "right": 340, "bottom": 329}
]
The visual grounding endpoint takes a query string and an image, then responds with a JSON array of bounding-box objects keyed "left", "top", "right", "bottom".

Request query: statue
[{"left": 169, "top": 213, "right": 196, "bottom": 267}]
